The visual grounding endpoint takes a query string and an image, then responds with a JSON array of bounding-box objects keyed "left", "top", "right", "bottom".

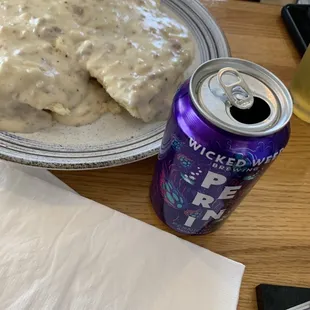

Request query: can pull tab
[{"left": 217, "top": 67, "right": 254, "bottom": 110}]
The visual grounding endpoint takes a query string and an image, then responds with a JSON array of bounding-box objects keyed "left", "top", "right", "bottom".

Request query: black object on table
[
  {"left": 256, "top": 284, "right": 310, "bottom": 310},
  {"left": 282, "top": 4, "right": 310, "bottom": 56}
]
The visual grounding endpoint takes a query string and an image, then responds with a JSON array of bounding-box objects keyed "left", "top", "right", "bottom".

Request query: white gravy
[{"left": 0, "top": 0, "right": 194, "bottom": 132}]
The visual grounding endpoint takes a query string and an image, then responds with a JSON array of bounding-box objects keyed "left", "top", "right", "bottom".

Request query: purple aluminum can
[{"left": 150, "top": 58, "right": 293, "bottom": 235}]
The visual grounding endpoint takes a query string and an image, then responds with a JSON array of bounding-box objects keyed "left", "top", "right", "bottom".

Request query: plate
[{"left": 0, "top": 0, "right": 230, "bottom": 170}]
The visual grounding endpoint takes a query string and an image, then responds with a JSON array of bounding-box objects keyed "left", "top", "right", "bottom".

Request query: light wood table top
[{"left": 54, "top": 1, "right": 310, "bottom": 309}]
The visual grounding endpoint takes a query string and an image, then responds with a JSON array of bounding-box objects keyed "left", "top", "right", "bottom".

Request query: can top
[{"left": 190, "top": 58, "right": 293, "bottom": 137}]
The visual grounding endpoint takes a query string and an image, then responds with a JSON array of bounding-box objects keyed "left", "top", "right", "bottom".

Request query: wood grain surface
[{"left": 53, "top": 1, "right": 310, "bottom": 309}]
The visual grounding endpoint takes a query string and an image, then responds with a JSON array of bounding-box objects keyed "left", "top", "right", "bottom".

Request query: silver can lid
[{"left": 190, "top": 58, "right": 293, "bottom": 136}]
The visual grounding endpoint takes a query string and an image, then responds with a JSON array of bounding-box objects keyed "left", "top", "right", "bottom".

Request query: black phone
[
  {"left": 256, "top": 284, "right": 310, "bottom": 310},
  {"left": 282, "top": 4, "right": 310, "bottom": 56}
]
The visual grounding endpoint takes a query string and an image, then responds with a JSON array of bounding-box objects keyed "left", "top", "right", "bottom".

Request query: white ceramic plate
[{"left": 0, "top": 0, "right": 230, "bottom": 169}]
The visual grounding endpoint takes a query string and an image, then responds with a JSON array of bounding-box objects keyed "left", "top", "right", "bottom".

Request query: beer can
[{"left": 150, "top": 58, "right": 293, "bottom": 235}]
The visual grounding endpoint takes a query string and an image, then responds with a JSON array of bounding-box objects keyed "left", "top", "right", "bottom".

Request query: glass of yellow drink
[{"left": 290, "top": 47, "right": 310, "bottom": 123}]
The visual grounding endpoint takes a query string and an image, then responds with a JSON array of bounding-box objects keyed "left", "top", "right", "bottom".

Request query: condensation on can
[{"left": 150, "top": 58, "right": 293, "bottom": 235}]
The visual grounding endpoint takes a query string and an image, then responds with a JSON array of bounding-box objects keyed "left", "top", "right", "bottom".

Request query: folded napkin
[{"left": 0, "top": 162, "right": 245, "bottom": 310}]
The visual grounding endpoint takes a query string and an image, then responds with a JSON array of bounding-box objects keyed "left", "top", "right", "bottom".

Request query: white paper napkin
[{"left": 0, "top": 162, "right": 245, "bottom": 310}]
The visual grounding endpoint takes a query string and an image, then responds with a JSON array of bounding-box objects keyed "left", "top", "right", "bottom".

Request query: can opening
[{"left": 230, "top": 97, "right": 271, "bottom": 124}]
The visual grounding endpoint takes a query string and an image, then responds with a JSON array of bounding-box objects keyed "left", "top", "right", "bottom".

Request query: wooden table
[{"left": 54, "top": 1, "right": 310, "bottom": 309}]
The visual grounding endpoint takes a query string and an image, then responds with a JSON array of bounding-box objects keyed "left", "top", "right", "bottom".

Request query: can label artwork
[{"left": 150, "top": 115, "right": 288, "bottom": 235}]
